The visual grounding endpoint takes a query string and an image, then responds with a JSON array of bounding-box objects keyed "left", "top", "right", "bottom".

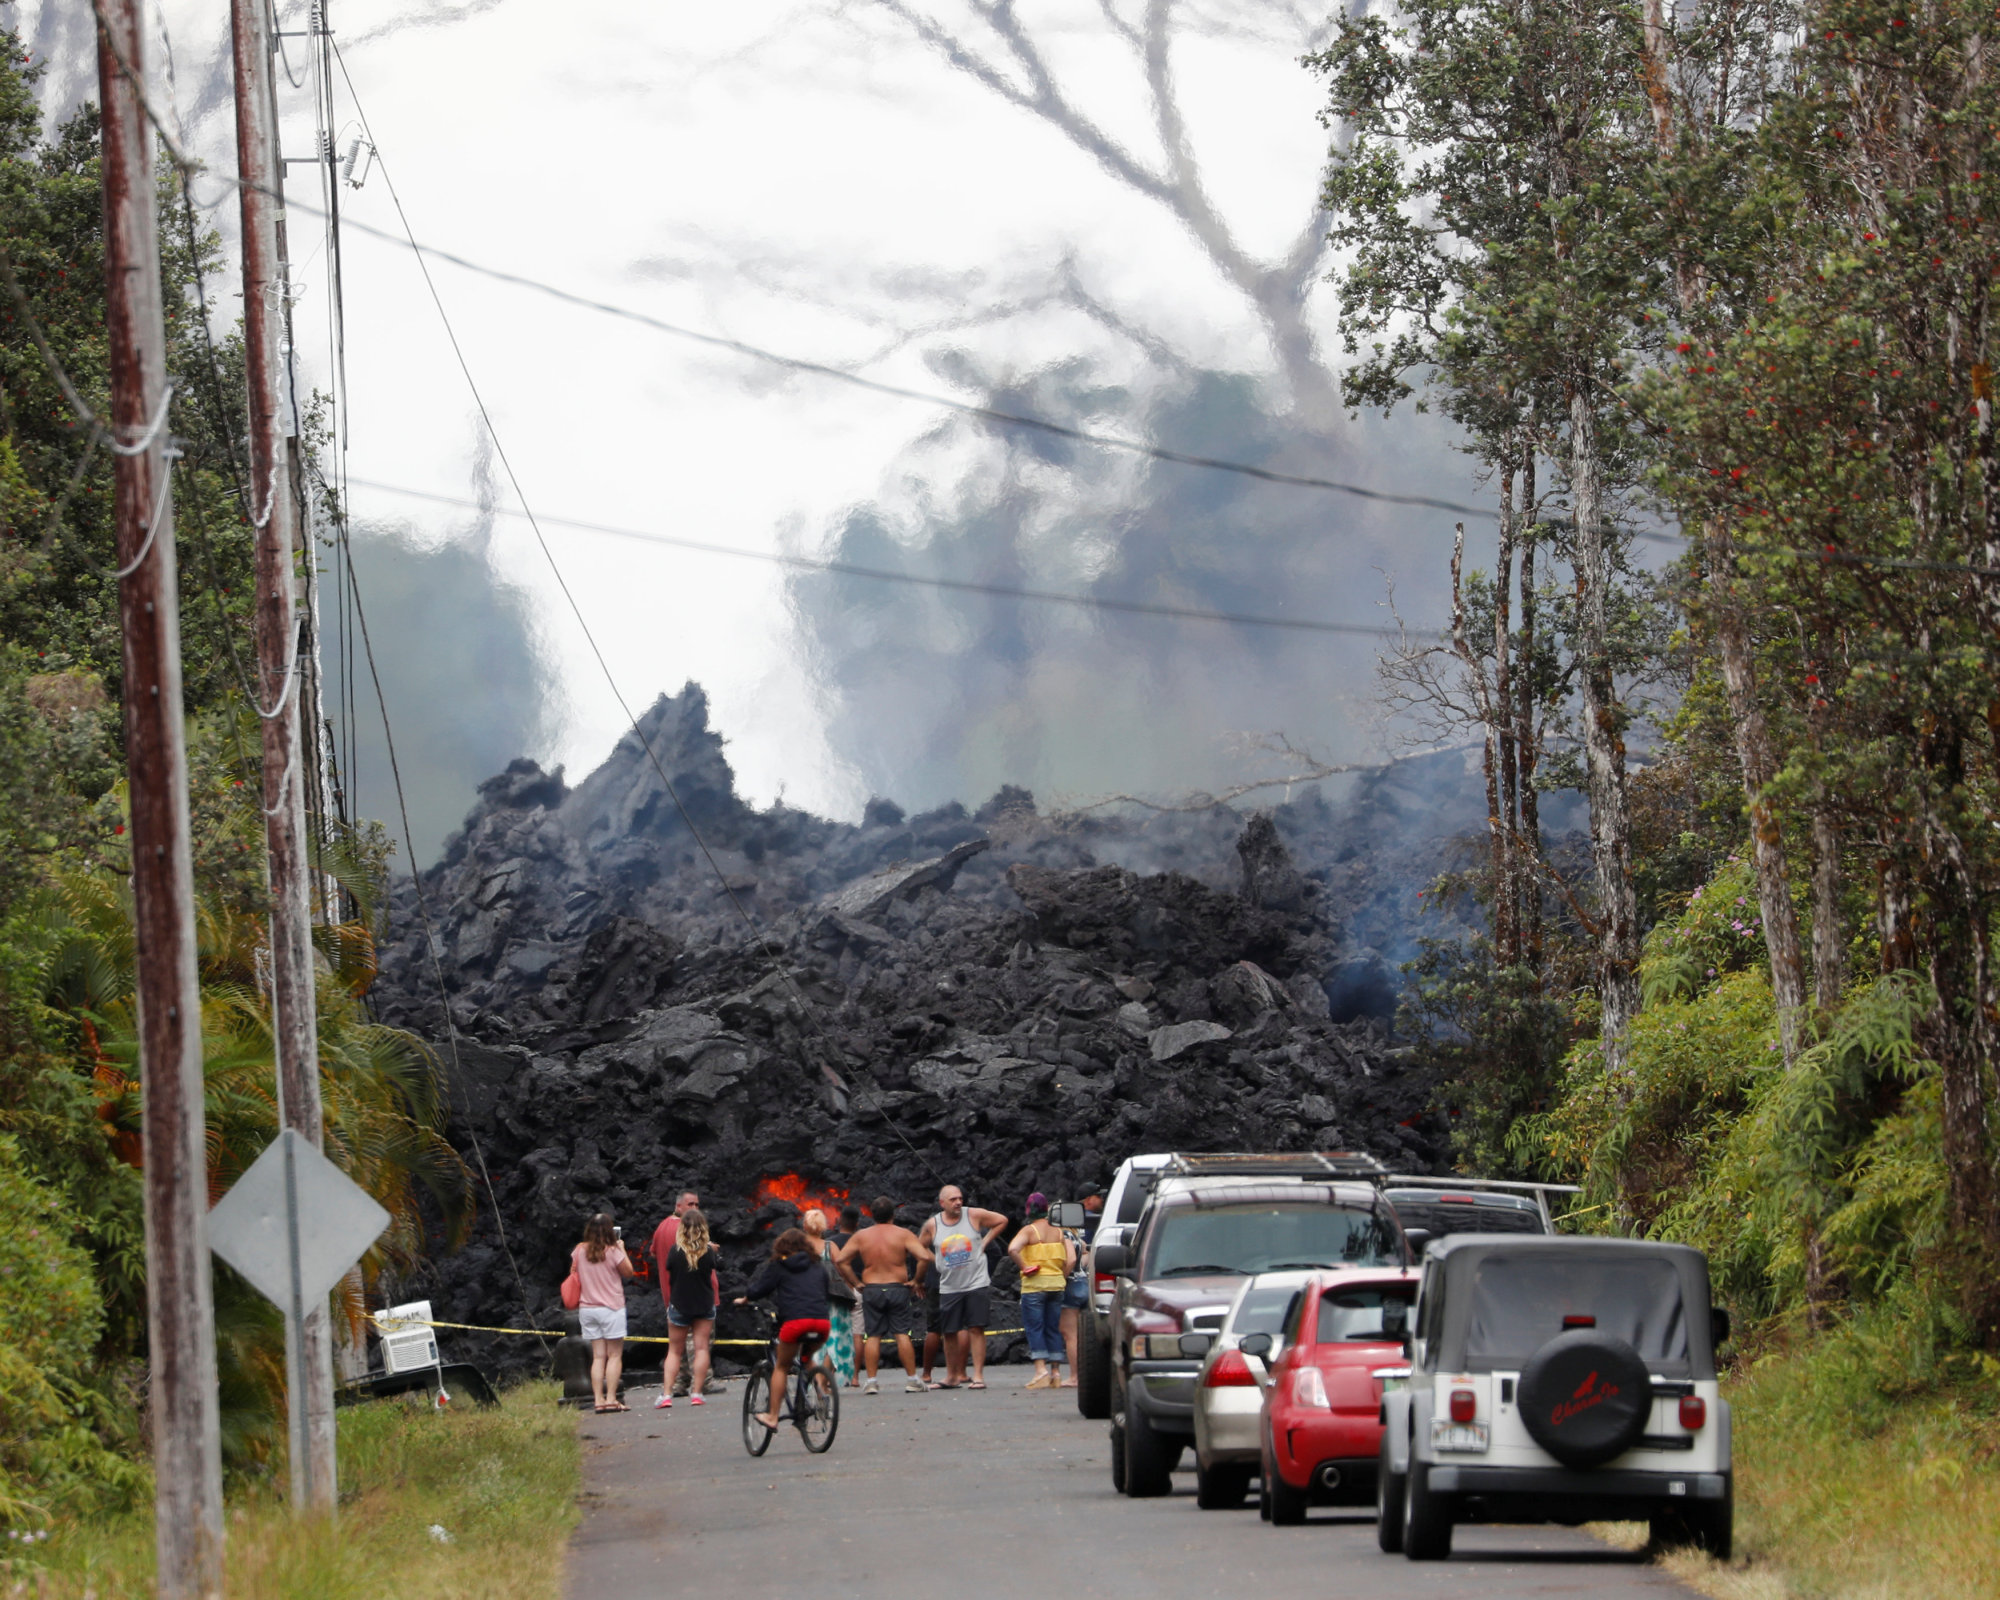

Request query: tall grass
[
  {"left": 1598, "top": 1319, "right": 2000, "bottom": 1600},
  {"left": 6, "top": 1382, "right": 578, "bottom": 1599}
]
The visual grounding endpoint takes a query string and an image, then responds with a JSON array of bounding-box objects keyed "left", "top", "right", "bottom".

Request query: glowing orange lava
[{"left": 752, "top": 1172, "right": 850, "bottom": 1223}]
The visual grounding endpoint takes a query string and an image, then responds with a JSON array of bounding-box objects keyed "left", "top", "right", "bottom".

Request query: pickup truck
[{"left": 1098, "top": 1176, "right": 1409, "bottom": 1496}]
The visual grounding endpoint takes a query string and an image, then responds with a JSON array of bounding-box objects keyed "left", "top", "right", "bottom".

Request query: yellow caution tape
[{"left": 370, "top": 1314, "right": 1026, "bottom": 1349}]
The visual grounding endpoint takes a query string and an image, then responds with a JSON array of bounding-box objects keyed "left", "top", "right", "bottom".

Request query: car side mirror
[
  {"left": 1094, "top": 1243, "right": 1130, "bottom": 1275},
  {"left": 1238, "top": 1332, "right": 1274, "bottom": 1360},
  {"left": 1711, "top": 1306, "right": 1732, "bottom": 1349},
  {"left": 1403, "top": 1227, "right": 1433, "bottom": 1261},
  {"left": 1053, "top": 1202, "right": 1086, "bottom": 1229}
]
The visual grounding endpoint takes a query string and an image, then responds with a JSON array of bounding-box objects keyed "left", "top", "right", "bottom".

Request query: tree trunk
[
  {"left": 1708, "top": 539, "right": 1809, "bottom": 1060},
  {"left": 1568, "top": 391, "right": 1640, "bottom": 1067},
  {"left": 1518, "top": 457, "right": 1543, "bottom": 971},
  {"left": 1927, "top": 901, "right": 1996, "bottom": 1249},
  {"left": 1810, "top": 804, "right": 1846, "bottom": 1011},
  {"left": 1494, "top": 468, "right": 1520, "bottom": 966}
]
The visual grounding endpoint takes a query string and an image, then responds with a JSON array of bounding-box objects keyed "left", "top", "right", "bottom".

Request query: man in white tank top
[{"left": 918, "top": 1185, "right": 1010, "bottom": 1388}]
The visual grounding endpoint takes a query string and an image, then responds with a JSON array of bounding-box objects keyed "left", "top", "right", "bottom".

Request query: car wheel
[
  {"left": 1375, "top": 1435, "right": 1406, "bottom": 1554},
  {"left": 1402, "top": 1458, "right": 1453, "bottom": 1560},
  {"left": 1123, "top": 1394, "right": 1177, "bottom": 1498},
  {"left": 1077, "top": 1323, "right": 1111, "bottom": 1419},
  {"left": 1652, "top": 1475, "right": 1732, "bottom": 1561},
  {"left": 1693, "top": 1476, "right": 1734, "bottom": 1560},
  {"left": 1195, "top": 1461, "right": 1251, "bottom": 1509},
  {"left": 1263, "top": 1427, "right": 1309, "bottom": 1525}
]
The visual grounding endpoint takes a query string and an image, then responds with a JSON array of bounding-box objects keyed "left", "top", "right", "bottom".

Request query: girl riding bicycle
[{"left": 734, "top": 1227, "right": 831, "bottom": 1431}]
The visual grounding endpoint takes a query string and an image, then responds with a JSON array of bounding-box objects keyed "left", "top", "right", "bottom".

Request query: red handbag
[{"left": 561, "top": 1252, "right": 582, "bottom": 1310}]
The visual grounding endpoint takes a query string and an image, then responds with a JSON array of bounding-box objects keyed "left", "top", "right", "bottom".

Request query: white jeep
[{"left": 1378, "top": 1235, "right": 1732, "bottom": 1560}]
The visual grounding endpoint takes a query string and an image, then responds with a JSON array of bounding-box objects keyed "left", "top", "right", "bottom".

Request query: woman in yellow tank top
[{"left": 1009, "top": 1194, "right": 1076, "bottom": 1389}]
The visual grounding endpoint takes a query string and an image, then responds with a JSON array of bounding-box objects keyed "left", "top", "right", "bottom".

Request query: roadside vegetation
[
  {"left": 1310, "top": 0, "right": 2000, "bottom": 1590},
  {"left": 0, "top": 31, "right": 468, "bottom": 1534},
  {"left": 3, "top": 1383, "right": 578, "bottom": 1599}
]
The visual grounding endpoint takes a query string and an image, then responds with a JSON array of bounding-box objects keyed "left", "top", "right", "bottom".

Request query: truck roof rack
[
  {"left": 1158, "top": 1150, "right": 1390, "bottom": 1181},
  {"left": 1378, "top": 1173, "right": 1584, "bottom": 1231}
]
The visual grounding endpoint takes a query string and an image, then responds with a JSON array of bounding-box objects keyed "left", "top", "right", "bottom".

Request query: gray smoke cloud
[
  {"left": 784, "top": 351, "right": 1474, "bottom": 814},
  {"left": 322, "top": 512, "right": 562, "bottom": 871}
]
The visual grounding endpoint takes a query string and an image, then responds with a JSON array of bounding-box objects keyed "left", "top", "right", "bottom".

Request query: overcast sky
[{"left": 20, "top": 0, "right": 1489, "bottom": 845}]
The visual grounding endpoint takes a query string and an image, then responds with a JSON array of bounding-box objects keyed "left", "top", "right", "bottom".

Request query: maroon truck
[{"left": 1095, "top": 1172, "right": 1411, "bottom": 1496}]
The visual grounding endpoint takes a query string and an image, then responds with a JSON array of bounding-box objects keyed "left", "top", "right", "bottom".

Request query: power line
[
  {"left": 340, "top": 475, "right": 1416, "bottom": 640},
  {"left": 335, "top": 54, "right": 950, "bottom": 1189}
]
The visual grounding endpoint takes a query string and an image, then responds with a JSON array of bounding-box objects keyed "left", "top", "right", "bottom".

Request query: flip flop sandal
[{"left": 967, "top": 1380, "right": 987, "bottom": 1389}]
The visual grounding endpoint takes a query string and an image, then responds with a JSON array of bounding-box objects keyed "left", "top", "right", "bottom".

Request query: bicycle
[{"left": 739, "top": 1306, "right": 840, "bottom": 1456}]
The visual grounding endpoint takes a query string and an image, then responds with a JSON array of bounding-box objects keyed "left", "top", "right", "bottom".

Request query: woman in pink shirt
[{"left": 572, "top": 1213, "right": 635, "bottom": 1412}]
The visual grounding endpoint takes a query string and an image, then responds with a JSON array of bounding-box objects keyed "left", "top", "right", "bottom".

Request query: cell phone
[{"left": 614, "top": 1226, "right": 622, "bottom": 1238}]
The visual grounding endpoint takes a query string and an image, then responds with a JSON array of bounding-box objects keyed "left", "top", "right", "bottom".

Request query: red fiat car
[{"left": 1246, "top": 1267, "right": 1418, "bottom": 1524}]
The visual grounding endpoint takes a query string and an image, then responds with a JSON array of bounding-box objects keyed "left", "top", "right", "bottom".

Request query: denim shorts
[
  {"left": 1062, "top": 1274, "right": 1089, "bottom": 1311},
  {"left": 666, "top": 1304, "right": 714, "bottom": 1329}
]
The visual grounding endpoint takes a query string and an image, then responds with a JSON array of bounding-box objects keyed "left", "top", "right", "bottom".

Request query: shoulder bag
[{"left": 822, "top": 1242, "right": 858, "bottom": 1307}]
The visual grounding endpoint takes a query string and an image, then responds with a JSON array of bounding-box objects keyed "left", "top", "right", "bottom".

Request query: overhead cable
[
  {"left": 336, "top": 75, "right": 950, "bottom": 1186},
  {"left": 341, "top": 476, "right": 1414, "bottom": 640}
]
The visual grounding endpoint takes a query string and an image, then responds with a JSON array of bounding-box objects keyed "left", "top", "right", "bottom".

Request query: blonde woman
[
  {"left": 803, "top": 1207, "right": 859, "bottom": 1387},
  {"left": 659, "top": 1208, "right": 721, "bottom": 1407},
  {"left": 572, "top": 1213, "right": 635, "bottom": 1412}
]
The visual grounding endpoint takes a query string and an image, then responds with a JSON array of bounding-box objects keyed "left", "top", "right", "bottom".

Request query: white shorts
[{"left": 579, "top": 1305, "right": 627, "bottom": 1342}]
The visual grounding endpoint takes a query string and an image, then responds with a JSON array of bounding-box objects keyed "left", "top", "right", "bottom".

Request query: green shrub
[{"left": 0, "top": 1135, "right": 143, "bottom": 1530}]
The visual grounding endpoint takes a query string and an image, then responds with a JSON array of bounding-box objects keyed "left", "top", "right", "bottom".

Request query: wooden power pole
[
  {"left": 95, "top": 0, "right": 225, "bottom": 1592},
  {"left": 231, "top": 0, "right": 336, "bottom": 1512}
]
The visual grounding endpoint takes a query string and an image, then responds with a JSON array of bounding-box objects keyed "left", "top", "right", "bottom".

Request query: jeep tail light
[
  {"left": 1093, "top": 1273, "right": 1115, "bottom": 1296},
  {"left": 1205, "top": 1351, "right": 1257, "bottom": 1388},
  {"left": 1562, "top": 1314, "right": 1596, "bottom": 1329},
  {"left": 1292, "top": 1366, "right": 1330, "bottom": 1410},
  {"left": 1448, "top": 1387, "right": 1477, "bottom": 1424},
  {"left": 1679, "top": 1394, "right": 1707, "bottom": 1430}
]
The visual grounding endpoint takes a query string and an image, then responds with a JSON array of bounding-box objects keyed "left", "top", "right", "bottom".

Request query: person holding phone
[{"left": 572, "top": 1213, "right": 635, "bottom": 1413}]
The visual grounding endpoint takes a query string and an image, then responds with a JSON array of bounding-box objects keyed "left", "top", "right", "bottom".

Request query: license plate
[{"left": 1431, "top": 1420, "right": 1489, "bottom": 1452}]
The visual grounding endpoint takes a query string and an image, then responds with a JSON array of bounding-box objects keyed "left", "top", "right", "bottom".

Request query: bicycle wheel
[
  {"left": 797, "top": 1363, "right": 840, "bottom": 1453},
  {"left": 741, "top": 1364, "right": 774, "bottom": 1457}
]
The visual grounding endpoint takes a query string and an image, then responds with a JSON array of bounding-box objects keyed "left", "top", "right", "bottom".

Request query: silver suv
[{"left": 1379, "top": 1236, "right": 1733, "bottom": 1560}]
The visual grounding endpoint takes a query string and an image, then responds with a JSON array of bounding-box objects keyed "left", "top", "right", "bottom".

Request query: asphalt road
[{"left": 566, "top": 1371, "right": 1702, "bottom": 1599}]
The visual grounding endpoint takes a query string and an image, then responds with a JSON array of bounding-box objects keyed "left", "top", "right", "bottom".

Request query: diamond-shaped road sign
[{"left": 209, "top": 1128, "right": 390, "bottom": 1311}]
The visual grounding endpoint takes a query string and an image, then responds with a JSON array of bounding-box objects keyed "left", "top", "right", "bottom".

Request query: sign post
[{"left": 209, "top": 1130, "right": 390, "bottom": 1510}]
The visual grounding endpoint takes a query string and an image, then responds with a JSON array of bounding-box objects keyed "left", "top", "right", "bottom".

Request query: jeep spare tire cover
[{"left": 1516, "top": 1329, "right": 1652, "bottom": 1467}]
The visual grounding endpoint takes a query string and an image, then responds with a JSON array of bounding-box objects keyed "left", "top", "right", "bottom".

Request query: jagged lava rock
[{"left": 372, "top": 685, "right": 1496, "bottom": 1372}]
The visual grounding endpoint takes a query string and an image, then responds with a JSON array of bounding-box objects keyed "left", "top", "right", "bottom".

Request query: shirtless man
[
  {"left": 919, "top": 1185, "right": 1010, "bottom": 1389},
  {"left": 834, "top": 1197, "right": 934, "bottom": 1394}
]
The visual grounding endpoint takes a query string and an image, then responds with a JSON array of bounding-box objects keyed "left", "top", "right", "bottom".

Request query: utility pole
[
  {"left": 95, "top": 0, "right": 225, "bottom": 1592},
  {"left": 232, "top": 0, "right": 336, "bottom": 1512}
]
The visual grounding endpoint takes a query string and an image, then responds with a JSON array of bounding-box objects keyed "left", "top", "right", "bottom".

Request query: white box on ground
[{"left": 381, "top": 1327, "right": 440, "bottom": 1374}]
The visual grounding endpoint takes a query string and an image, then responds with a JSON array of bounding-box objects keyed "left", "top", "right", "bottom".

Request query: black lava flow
[{"left": 370, "top": 685, "right": 1487, "bottom": 1372}]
